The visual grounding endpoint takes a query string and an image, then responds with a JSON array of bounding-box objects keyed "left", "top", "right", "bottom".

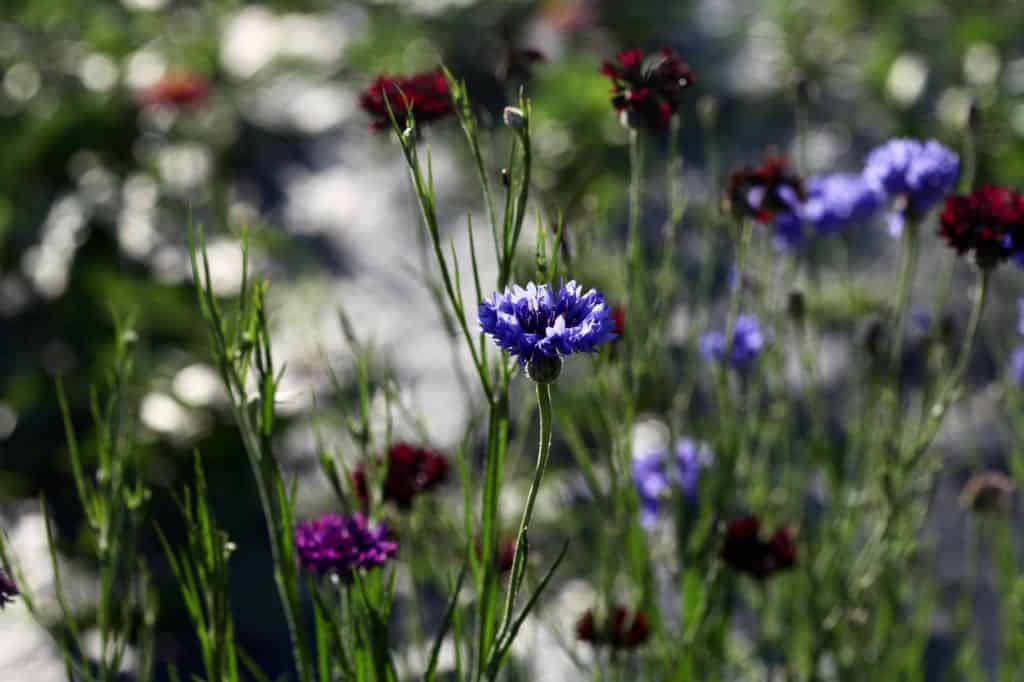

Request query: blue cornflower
[
  {"left": 633, "top": 438, "right": 713, "bottom": 529},
  {"left": 479, "top": 281, "right": 617, "bottom": 369},
  {"left": 802, "top": 173, "right": 882, "bottom": 234},
  {"left": 294, "top": 512, "right": 398, "bottom": 580},
  {"left": 1011, "top": 347, "right": 1024, "bottom": 385},
  {"left": 862, "top": 139, "right": 959, "bottom": 235},
  {"left": 700, "top": 314, "right": 767, "bottom": 370}
]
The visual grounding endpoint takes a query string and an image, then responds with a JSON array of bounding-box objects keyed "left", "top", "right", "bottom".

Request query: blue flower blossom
[
  {"left": 862, "top": 139, "right": 959, "bottom": 234},
  {"left": 633, "top": 438, "right": 713, "bottom": 529},
  {"left": 1011, "top": 347, "right": 1024, "bottom": 385},
  {"left": 479, "top": 281, "right": 617, "bottom": 365},
  {"left": 700, "top": 314, "right": 767, "bottom": 370},
  {"left": 294, "top": 512, "right": 398, "bottom": 580},
  {"left": 802, "top": 173, "right": 882, "bottom": 234}
]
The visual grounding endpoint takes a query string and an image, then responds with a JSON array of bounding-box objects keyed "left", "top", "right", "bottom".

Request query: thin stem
[{"left": 889, "top": 216, "right": 920, "bottom": 374}]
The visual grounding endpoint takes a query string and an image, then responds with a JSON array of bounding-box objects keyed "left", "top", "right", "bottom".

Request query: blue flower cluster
[
  {"left": 479, "top": 281, "right": 617, "bottom": 366},
  {"left": 801, "top": 173, "right": 882, "bottom": 236},
  {"left": 632, "top": 438, "right": 713, "bottom": 529},
  {"left": 699, "top": 314, "right": 766, "bottom": 370}
]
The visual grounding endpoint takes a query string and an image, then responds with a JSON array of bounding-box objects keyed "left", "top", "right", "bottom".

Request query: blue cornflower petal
[
  {"left": 802, "top": 173, "right": 882, "bottom": 235},
  {"left": 863, "top": 138, "right": 959, "bottom": 219},
  {"left": 700, "top": 314, "right": 767, "bottom": 370}
]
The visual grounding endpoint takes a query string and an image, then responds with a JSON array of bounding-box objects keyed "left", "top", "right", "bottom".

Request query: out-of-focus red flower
[
  {"left": 138, "top": 70, "right": 210, "bottom": 110},
  {"left": 720, "top": 514, "right": 796, "bottom": 579},
  {"left": 600, "top": 47, "right": 695, "bottom": 129},
  {"left": 938, "top": 185, "right": 1024, "bottom": 269},
  {"left": 575, "top": 605, "right": 651, "bottom": 649},
  {"left": 726, "top": 154, "right": 805, "bottom": 225},
  {"left": 474, "top": 534, "right": 518, "bottom": 574},
  {"left": 359, "top": 70, "right": 454, "bottom": 133},
  {"left": 611, "top": 305, "right": 626, "bottom": 337},
  {"left": 351, "top": 443, "right": 449, "bottom": 509}
]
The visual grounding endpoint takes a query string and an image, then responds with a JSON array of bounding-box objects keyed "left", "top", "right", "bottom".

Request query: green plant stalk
[
  {"left": 889, "top": 216, "right": 920, "bottom": 374},
  {"left": 487, "top": 381, "right": 554, "bottom": 679}
]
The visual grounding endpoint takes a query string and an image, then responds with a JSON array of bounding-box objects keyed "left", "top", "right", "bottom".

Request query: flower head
[
  {"left": 632, "top": 438, "right": 713, "bottom": 528},
  {"left": 138, "top": 69, "right": 210, "bottom": 110},
  {"left": 960, "top": 471, "right": 1015, "bottom": 515},
  {"left": 359, "top": 70, "right": 454, "bottom": 133},
  {"left": 802, "top": 173, "right": 882, "bottom": 234},
  {"left": 676, "top": 438, "right": 713, "bottom": 505},
  {"left": 352, "top": 443, "right": 448, "bottom": 510},
  {"left": 0, "top": 570, "right": 18, "bottom": 610},
  {"left": 294, "top": 513, "right": 398, "bottom": 580},
  {"left": 726, "top": 155, "right": 805, "bottom": 249},
  {"left": 700, "top": 314, "right": 766, "bottom": 370},
  {"left": 938, "top": 185, "right": 1024, "bottom": 269},
  {"left": 576, "top": 606, "right": 651, "bottom": 649},
  {"left": 863, "top": 139, "right": 960, "bottom": 221},
  {"left": 600, "top": 48, "right": 695, "bottom": 129},
  {"left": 720, "top": 515, "right": 795, "bottom": 579},
  {"left": 479, "top": 281, "right": 616, "bottom": 369}
]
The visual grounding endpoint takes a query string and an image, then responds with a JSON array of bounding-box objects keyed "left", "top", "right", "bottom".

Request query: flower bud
[
  {"left": 526, "top": 355, "right": 562, "bottom": 383},
  {"left": 786, "top": 290, "right": 806, "bottom": 324},
  {"left": 503, "top": 106, "right": 526, "bottom": 131}
]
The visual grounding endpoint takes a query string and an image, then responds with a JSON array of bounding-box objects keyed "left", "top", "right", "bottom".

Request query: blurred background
[{"left": 2, "top": 0, "right": 1023, "bottom": 679}]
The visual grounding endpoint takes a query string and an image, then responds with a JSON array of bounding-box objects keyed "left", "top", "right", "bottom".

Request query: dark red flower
[
  {"left": 499, "top": 48, "right": 546, "bottom": 82},
  {"left": 726, "top": 154, "right": 805, "bottom": 225},
  {"left": 720, "top": 515, "right": 796, "bottom": 579},
  {"left": 138, "top": 70, "right": 210, "bottom": 110},
  {"left": 938, "top": 185, "right": 1024, "bottom": 269},
  {"left": 611, "top": 306, "right": 626, "bottom": 336},
  {"left": 600, "top": 47, "right": 695, "bottom": 129},
  {"left": 359, "top": 70, "right": 454, "bottom": 133},
  {"left": 351, "top": 443, "right": 449, "bottom": 509},
  {"left": 575, "top": 605, "right": 651, "bottom": 649},
  {"left": 474, "top": 534, "right": 518, "bottom": 574}
]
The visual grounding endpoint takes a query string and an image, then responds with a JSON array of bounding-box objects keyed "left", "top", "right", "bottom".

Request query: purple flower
[
  {"left": 479, "top": 281, "right": 617, "bottom": 366},
  {"left": 1018, "top": 299, "right": 1024, "bottom": 336},
  {"left": 862, "top": 139, "right": 960, "bottom": 231},
  {"left": 676, "top": 438, "right": 713, "bottom": 505},
  {"left": 633, "top": 438, "right": 713, "bottom": 528},
  {"left": 294, "top": 513, "right": 398, "bottom": 580},
  {"left": 1011, "top": 347, "right": 1024, "bottom": 385},
  {"left": 802, "top": 173, "right": 882, "bottom": 234},
  {"left": 0, "top": 570, "right": 17, "bottom": 609},
  {"left": 700, "top": 314, "right": 767, "bottom": 370}
]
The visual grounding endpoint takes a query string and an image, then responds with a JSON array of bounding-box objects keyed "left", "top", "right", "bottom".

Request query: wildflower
[
  {"left": 0, "top": 570, "right": 17, "bottom": 609},
  {"left": 632, "top": 439, "right": 712, "bottom": 528},
  {"left": 802, "top": 173, "right": 882, "bottom": 234},
  {"left": 359, "top": 70, "right": 454, "bottom": 133},
  {"left": 720, "top": 515, "right": 796, "bottom": 579},
  {"left": 938, "top": 185, "right": 1024, "bottom": 269},
  {"left": 294, "top": 512, "right": 397, "bottom": 580},
  {"left": 475, "top": 535, "right": 518, "bottom": 574},
  {"left": 676, "top": 438, "right": 713, "bottom": 505},
  {"left": 576, "top": 606, "right": 651, "bottom": 649},
  {"left": 479, "top": 281, "right": 616, "bottom": 381},
  {"left": 726, "top": 155, "right": 805, "bottom": 249},
  {"left": 138, "top": 69, "right": 210, "bottom": 110},
  {"left": 611, "top": 305, "right": 626, "bottom": 337},
  {"left": 862, "top": 139, "right": 959, "bottom": 234},
  {"left": 1012, "top": 347, "right": 1024, "bottom": 385},
  {"left": 600, "top": 48, "right": 695, "bottom": 129},
  {"left": 352, "top": 443, "right": 448, "bottom": 510},
  {"left": 699, "top": 314, "right": 766, "bottom": 370},
  {"left": 960, "top": 471, "right": 1015, "bottom": 515}
]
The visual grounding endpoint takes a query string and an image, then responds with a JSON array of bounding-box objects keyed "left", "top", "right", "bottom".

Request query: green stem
[{"left": 889, "top": 216, "right": 920, "bottom": 375}]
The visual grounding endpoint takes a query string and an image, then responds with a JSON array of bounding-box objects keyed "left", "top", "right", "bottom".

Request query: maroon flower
[
  {"left": 359, "top": 70, "right": 454, "bottom": 133},
  {"left": 611, "top": 305, "right": 626, "bottom": 337},
  {"left": 138, "top": 70, "right": 210, "bottom": 110},
  {"left": 499, "top": 47, "right": 546, "bottom": 83},
  {"left": 600, "top": 48, "right": 695, "bottom": 129},
  {"left": 352, "top": 442, "right": 449, "bottom": 509},
  {"left": 720, "top": 515, "right": 796, "bottom": 579},
  {"left": 0, "top": 570, "right": 17, "bottom": 610},
  {"left": 576, "top": 605, "right": 651, "bottom": 649},
  {"left": 726, "top": 154, "right": 805, "bottom": 225},
  {"left": 938, "top": 185, "right": 1024, "bottom": 269},
  {"left": 474, "top": 534, "right": 518, "bottom": 574}
]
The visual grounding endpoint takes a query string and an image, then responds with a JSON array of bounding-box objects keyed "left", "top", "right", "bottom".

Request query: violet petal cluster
[
  {"left": 862, "top": 138, "right": 960, "bottom": 231},
  {"left": 632, "top": 438, "right": 713, "bottom": 529},
  {"left": 802, "top": 173, "right": 883, "bottom": 235},
  {"left": 699, "top": 314, "right": 767, "bottom": 370},
  {"left": 479, "top": 281, "right": 617, "bottom": 366},
  {"left": 294, "top": 512, "right": 398, "bottom": 580},
  {"left": 1011, "top": 298, "right": 1024, "bottom": 386}
]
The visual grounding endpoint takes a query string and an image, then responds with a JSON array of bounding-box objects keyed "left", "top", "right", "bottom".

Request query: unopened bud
[
  {"left": 503, "top": 106, "right": 526, "bottom": 131},
  {"left": 787, "top": 290, "right": 806, "bottom": 324},
  {"left": 526, "top": 355, "right": 562, "bottom": 384}
]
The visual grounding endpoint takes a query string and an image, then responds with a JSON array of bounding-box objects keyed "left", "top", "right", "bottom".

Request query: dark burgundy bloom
[
  {"left": 938, "top": 185, "right": 1024, "bottom": 269},
  {"left": 474, "top": 534, "right": 518, "bottom": 574},
  {"left": 0, "top": 570, "right": 18, "bottom": 609},
  {"left": 294, "top": 512, "right": 397, "bottom": 580},
  {"left": 138, "top": 70, "right": 210, "bottom": 110},
  {"left": 499, "top": 47, "right": 546, "bottom": 82},
  {"left": 352, "top": 443, "right": 449, "bottom": 509},
  {"left": 575, "top": 605, "right": 651, "bottom": 649},
  {"left": 727, "top": 154, "right": 805, "bottom": 224},
  {"left": 600, "top": 48, "right": 695, "bottom": 129},
  {"left": 359, "top": 70, "right": 454, "bottom": 132},
  {"left": 720, "top": 515, "right": 796, "bottom": 579}
]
